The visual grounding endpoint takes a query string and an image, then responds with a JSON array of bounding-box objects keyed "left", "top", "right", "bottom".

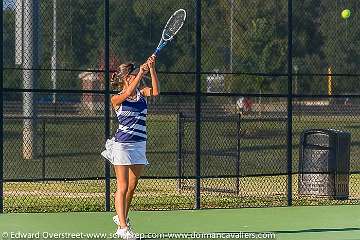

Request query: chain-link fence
[{"left": 1, "top": 0, "right": 360, "bottom": 213}]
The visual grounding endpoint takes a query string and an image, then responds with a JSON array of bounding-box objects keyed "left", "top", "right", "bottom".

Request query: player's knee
[
  {"left": 116, "top": 183, "right": 128, "bottom": 195},
  {"left": 128, "top": 179, "right": 138, "bottom": 193}
]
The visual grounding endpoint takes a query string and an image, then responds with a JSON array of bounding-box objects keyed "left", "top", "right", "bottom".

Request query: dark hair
[{"left": 110, "top": 63, "right": 135, "bottom": 89}]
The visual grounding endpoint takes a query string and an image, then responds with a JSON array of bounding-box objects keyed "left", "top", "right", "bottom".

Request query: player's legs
[
  {"left": 114, "top": 165, "right": 129, "bottom": 228},
  {"left": 125, "top": 164, "right": 145, "bottom": 218}
]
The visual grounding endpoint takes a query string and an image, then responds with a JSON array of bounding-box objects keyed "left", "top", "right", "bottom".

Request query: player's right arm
[
  {"left": 149, "top": 56, "right": 159, "bottom": 96},
  {"left": 141, "top": 56, "right": 159, "bottom": 97}
]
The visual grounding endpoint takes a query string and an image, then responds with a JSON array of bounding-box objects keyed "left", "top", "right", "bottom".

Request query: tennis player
[{"left": 101, "top": 56, "right": 159, "bottom": 239}]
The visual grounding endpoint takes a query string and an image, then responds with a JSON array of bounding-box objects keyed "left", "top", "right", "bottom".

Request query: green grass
[
  {"left": 3, "top": 114, "right": 360, "bottom": 212},
  {"left": 3, "top": 174, "right": 360, "bottom": 212}
]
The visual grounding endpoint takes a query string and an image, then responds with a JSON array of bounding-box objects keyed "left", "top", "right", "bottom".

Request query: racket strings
[{"left": 163, "top": 11, "right": 186, "bottom": 41}]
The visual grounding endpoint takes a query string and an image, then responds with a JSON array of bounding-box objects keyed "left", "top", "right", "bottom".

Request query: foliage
[{"left": 2, "top": 0, "right": 360, "bottom": 96}]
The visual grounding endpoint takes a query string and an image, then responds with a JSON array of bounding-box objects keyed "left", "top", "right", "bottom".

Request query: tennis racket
[{"left": 153, "top": 9, "right": 186, "bottom": 57}]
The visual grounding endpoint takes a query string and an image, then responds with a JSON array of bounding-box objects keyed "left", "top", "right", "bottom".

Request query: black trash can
[{"left": 298, "top": 129, "right": 350, "bottom": 200}]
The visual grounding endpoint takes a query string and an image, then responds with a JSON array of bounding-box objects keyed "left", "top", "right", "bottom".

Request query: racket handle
[
  {"left": 153, "top": 41, "right": 168, "bottom": 57},
  {"left": 153, "top": 48, "right": 161, "bottom": 57}
]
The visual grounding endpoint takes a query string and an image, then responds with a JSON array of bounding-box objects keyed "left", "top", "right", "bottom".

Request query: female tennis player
[{"left": 101, "top": 56, "right": 159, "bottom": 239}]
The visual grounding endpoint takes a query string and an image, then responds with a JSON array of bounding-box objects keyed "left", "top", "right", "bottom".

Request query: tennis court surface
[{"left": 1, "top": 205, "right": 359, "bottom": 240}]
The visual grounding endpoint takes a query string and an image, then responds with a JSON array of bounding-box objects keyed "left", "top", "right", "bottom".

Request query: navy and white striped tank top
[{"left": 114, "top": 89, "right": 147, "bottom": 142}]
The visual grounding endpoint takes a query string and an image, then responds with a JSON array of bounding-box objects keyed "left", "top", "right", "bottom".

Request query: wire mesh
[{"left": 1, "top": 0, "right": 360, "bottom": 213}]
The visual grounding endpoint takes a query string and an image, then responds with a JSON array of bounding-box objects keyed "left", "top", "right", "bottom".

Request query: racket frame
[{"left": 153, "top": 9, "right": 186, "bottom": 56}]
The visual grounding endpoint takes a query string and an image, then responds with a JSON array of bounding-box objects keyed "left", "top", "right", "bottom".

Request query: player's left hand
[
  {"left": 147, "top": 56, "right": 156, "bottom": 69},
  {"left": 140, "top": 63, "right": 149, "bottom": 73}
]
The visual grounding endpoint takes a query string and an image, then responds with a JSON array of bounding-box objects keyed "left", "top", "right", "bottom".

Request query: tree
[
  {"left": 3, "top": 8, "right": 22, "bottom": 95},
  {"left": 320, "top": 0, "right": 360, "bottom": 94}
]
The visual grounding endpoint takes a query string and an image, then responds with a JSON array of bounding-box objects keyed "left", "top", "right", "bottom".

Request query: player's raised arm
[{"left": 141, "top": 56, "right": 159, "bottom": 97}]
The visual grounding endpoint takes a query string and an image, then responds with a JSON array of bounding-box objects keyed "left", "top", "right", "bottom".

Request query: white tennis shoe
[
  {"left": 113, "top": 215, "right": 131, "bottom": 227},
  {"left": 115, "top": 227, "right": 137, "bottom": 240}
]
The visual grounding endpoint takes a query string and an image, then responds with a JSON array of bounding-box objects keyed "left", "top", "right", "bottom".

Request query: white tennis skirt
[{"left": 101, "top": 138, "right": 149, "bottom": 166}]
